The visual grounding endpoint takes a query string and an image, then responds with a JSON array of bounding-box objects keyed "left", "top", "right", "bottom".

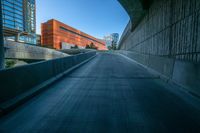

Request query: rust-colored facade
[{"left": 41, "top": 19, "right": 107, "bottom": 50}]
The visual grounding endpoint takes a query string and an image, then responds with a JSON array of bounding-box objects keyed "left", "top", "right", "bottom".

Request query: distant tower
[
  {"left": 103, "top": 35, "right": 112, "bottom": 47},
  {"left": 111, "top": 33, "right": 119, "bottom": 45},
  {"left": 104, "top": 33, "right": 119, "bottom": 48}
]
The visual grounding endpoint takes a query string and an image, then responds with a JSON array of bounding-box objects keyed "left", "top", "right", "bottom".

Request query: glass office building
[
  {"left": 2, "top": 0, "right": 36, "bottom": 44},
  {"left": 103, "top": 33, "right": 119, "bottom": 47}
]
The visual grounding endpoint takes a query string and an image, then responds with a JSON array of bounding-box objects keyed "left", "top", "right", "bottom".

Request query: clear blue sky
[{"left": 36, "top": 0, "right": 130, "bottom": 39}]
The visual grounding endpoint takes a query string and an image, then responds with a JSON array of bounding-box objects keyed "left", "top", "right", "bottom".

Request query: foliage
[
  {"left": 108, "top": 43, "right": 117, "bottom": 50},
  {"left": 85, "top": 42, "right": 97, "bottom": 50},
  {"left": 5, "top": 60, "right": 16, "bottom": 68},
  {"left": 71, "top": 45, "right": 78, "bottom": 49}
]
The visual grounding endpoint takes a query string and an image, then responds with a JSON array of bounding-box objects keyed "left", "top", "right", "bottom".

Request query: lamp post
[{"left": 0, "top": 0, "right": 4, "bottom": 69}]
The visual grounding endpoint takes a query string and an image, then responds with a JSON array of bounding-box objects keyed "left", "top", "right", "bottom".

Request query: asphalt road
[{"left": 0, "top": 52, "right": 200, "bottom": 133}]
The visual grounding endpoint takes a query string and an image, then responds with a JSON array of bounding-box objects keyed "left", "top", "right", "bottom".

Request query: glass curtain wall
[
  {"left": 2, "top": 0, "right": 24, "bottom": 31},
  {"left": 23, "top": 0, "right": 36, "bottom": 44},
  {"left": 2, "top": 0, "right": 36, "bottom": 44}
]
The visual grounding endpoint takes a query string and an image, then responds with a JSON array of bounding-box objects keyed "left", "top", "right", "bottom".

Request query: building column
[
  {"left": 0, "top": 1, "right": 5, "bottom": 70},
  {"left": 15, "top": 32, "right": 21, "bottom": 42}
]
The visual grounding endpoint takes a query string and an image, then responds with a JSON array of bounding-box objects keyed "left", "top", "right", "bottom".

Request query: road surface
[{"left": 0, "top": 52, "right": 200, "bottom": 133}]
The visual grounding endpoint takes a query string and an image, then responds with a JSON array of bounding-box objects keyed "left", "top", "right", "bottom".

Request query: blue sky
[{"left": 36, "top": 0, "right": 130, "bottom": 39}]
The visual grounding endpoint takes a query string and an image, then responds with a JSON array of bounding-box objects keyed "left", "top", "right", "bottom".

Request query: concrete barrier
[
  {"left": 5, "top": 40, "right": 69, "bottom": 60},
  {"left": 118, "top": 50, "right": 200, "bottom": 97},
  {"left": 60, "top": 49, "right": 96, "bottom": 55},
  {"left": 172, "top": 60, "right": 200, "bottom": 96},
  {"left": 0, "top": 52, "right": 96, "bottom": 105},
  {"left": 118, "top": 50, "right": 175, "bottom": 78}
]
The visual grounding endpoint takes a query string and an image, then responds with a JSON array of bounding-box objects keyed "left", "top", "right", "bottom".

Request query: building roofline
[{"left": 42, "top": 19, "right": 105, "bottom": 46}]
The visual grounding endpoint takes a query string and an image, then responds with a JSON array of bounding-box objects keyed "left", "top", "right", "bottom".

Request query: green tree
[
  {"left": 71, "top": 45, "right": 78, "bottom": 49},
  {"left": 85, "top": 44, "right": 90, "bottom": 49},
  {"left": 85, "top": 42, "right": 97, "bottom": 50}
]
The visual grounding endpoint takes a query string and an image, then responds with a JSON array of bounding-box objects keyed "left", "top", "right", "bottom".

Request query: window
[{"left": 60, "top": 26, "right": 104, "bottom": 45}]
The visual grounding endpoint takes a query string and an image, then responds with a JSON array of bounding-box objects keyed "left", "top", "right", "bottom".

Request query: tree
[
  {"left": 107, "top": 42, "right": 117, "bottom": 50},
  {"left": 89, "top": 42, "right": 97, "bottom": 49},
  {"left": 71, "top": 45, "right": 78, "bottom": 49},
  {"left": 85, "top": 44, "right": 90, "bottom": 49},
  {"left": 85, "top": 42, "right": 97, "bottom": 50}
]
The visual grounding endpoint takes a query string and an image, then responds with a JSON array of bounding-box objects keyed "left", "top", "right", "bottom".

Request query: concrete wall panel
[
  {"left": 0, "top": 52, "right": 96, "bottom": 103},
  {"left": 120, "top": 0, "right": 200, "bottom": 62},
  {"left": 5, "top": 41, "right": 68, "bottom": 60},
  {"left": 172, "top": 60, "right": 200, "bottom": 96},
  {"left": 119, "top": 0, "right": 200, "bottom": 96}
]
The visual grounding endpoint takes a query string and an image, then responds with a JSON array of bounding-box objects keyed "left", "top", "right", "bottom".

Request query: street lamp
[{"left": 0, "top": 0, "right": 4, "bottom": 69}]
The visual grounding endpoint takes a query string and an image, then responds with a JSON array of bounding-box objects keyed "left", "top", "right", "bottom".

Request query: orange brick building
[{"left": 41, "top": 19, "right": 107, "bottom": 50}]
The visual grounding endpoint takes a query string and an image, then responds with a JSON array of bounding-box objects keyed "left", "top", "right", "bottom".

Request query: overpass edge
[{"left": 0, "top": 53, "right": 97, "bottom": 117}]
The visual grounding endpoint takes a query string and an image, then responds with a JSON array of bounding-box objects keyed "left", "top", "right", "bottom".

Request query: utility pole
[{"left": 0, "top": 0, "right": 4, "bottom": 70}]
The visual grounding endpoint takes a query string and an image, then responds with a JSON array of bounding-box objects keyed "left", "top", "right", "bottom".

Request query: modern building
[
  {"left": 36, "top": 34, "right": 41, "bottom": 45},
  {"left": 103, "top": 35, "right": 112, "bottom": 47},
  {"left": 2, "top": 0, "right": 36, "bottom": 44},
  {"left": 41, "top": 19, "right": 107, "bottom": 50},
  {"left": 104, "top": 33, "right": 119, "bottom": 47},
  {"left": 111, "top": 33, "right": 119, "bottom": 45}
]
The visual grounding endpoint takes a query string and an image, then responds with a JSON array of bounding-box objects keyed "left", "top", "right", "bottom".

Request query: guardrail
[{"left": 0, "top": 51, "right": 96, "bottom": 107}]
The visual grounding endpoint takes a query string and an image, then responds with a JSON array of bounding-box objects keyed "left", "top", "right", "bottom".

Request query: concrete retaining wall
[
  {"left": 0, "top": 52, "right": 96, "bottom": 103},
  {"left": 119, "top": 0, "right": 200, "bottom": 96},
  {"left": 118, "top": 50, "right": 175, "bottom": 78},
  {"left": 5, "top": 41, "right": 68, "bottom": 60},
  {"left": 118, "top": 50, "right": 200, "bottom": 96},
  {"left": 172, "top": 60, "right": 200, "bottom": 95},
  {"left": 119, "top": 0, "right": 200, "bottom": 63}
]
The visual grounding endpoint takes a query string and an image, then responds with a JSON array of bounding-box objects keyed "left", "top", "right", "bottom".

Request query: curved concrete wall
[
  {"left": 120, "top": 0, "right": 200, "bottom": 62},
  {"left": 4, "top": 41, "right": 68, "bottom": 60},
  {"left": 119, "top": 0, "right": 200, "bottom": 96},
  {"left": 0, "top": 52, "right": 96, "bottom": 103},
  {"left": 119, "top": 50, "right": 200, "bottom": 97}
]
